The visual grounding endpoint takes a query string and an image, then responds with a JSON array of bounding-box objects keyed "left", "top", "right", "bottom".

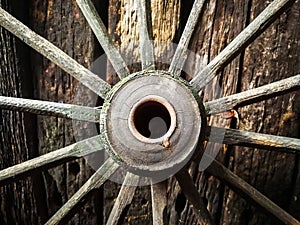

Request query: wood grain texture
[
  {"left": 106, "top": 173, "right": 139, "bottom": 225},
  {"left": 207, "top": 159, "right": 300, "bottom": 225},
  {"left": 0, "top": 1, "right": 39, "bottom": 224},
  {"left": 190, "top": 0, "right": 294, "bottom": 91},
  {"left": 182, "top": 0, "right": 249, "bottom": 222},
  {"left": 151, "top": 181, "right": 168, "bottom": 225},
  {"left": 169, "top": 0, "right": 205, "bottom": 76},
  {"left": 0, "top": 96, "right": 101, "bottom": 122},
  {"left": 222, "top": 0, "right": 300, "bottom": 222},
  {"left": 180, "top": 0, "right": 300, "bottom": 224},
  {"left": 207, "top": 126, "right": 300, "bottom": 154},
  {"left": 45, "top": 158, "right": 119, "bottom": 225},
  {"left": 30, "top": 1, "right": 105, "bottom": 223},
  {"left": 205, "top": 74, "right": 300, "bottom": 115},
  {"left": 0, "top": 135, "right": 103, "bottom": 184},
  {"left": 175, "top": 169, "right": 213, "bottom": 225},
  {"left": 76, "top": 0, "right": 130, "bottom": 79},
  {"left": 137, "top": 0, "right": 155, "bottom": 70},
  {"left": 0, "top": 6, "right": 110, "bottom": 99}
]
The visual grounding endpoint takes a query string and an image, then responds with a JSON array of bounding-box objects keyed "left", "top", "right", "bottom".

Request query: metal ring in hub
[
  {"left": 100, "top": 70, "right": 205, "bottom": 178},
  {"left": 128, "top": 95, "right": 177, "bottom": 144}
]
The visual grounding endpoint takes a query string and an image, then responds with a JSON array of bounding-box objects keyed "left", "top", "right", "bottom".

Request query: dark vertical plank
[
  {"left": 184, "top": 0, "right": 300, "bottom": 224},
  {"left": 0, "top": 0, "right": 38, "bottom": 224},
  {"left": 182, "top": 1, "right": 250, "bottom": 224},
  {"left": 223, "top": 1, "right": 300, "bottom": 224},
  {"left": 30, "top": 0, "right": 103, "bottom": 224}
]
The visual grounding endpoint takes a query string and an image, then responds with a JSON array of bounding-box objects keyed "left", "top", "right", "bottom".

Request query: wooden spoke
[
  {"left": 0, "top": 7, "right": 111, "bottom": 99},
  {"left": 137, "top": 0, "right": 155, "bottom": 70},
  {"left": 190, "top": 0, "right": 293, "bottom": 91},
  {"left": 207, "top": 126, "right": 300, "bottom": 154},
  {"left": 45, "top": 158, "right": 119, "bottom": 225},
  {"left": 205, "top": 74, "right": 300, "bottom": 115},
  {"left": 0, "top": 135, "right": 103, "bottom": 185},
  {"left": 206, "top": 159, "right": 300, "bottom": 225},
  {"left": 106, "top": 172, "right": 139, "bottom": 225},
  {"left": 169, "top": 0, "right": 205, "bottom": 76},
  {"left": 175, "top": 169, "right": 213, "bottom": 225},
  {"left": 76, "top": 0, "right": 130, "bottom": 79},
  {"left": 0, "top": 96, "right": 101, "bottom": 122},
  {"left": 151, "top": 181, "right": 167, "bottom": 225}
]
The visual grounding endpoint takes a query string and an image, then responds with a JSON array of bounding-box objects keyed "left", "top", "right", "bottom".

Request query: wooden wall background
[{"left": 0, "top": 0, "right": 299, "bottom": 224}]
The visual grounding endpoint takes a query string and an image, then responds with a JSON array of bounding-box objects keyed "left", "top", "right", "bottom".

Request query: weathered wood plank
[
  {"left": 190, "top": 0, "right": 294, "bottom": 90},
  {"left": 76, "top": 0, "right": 130, "bottom": 79},
  {"left": 45, "top": 158, "right": 119, "bottom": 225},
  {"left": 30, "top": 1, "right": 104, "bottom": 223},
  {"left": 181, "top": 0, "right": 246, "bottom": 222},
  {"left": 207, "top": 126, "right": 300, "bottom": 153},
  {"left": 169, "top": 0, "right": 205, "bottom": 76},
  {"left": 205, "top": 74, "right": 300, "bottom": 115},
  {"left": 0, "top": 96, "right": 101, "bottom": 122},
  {"left": 0, "top": 7, "right": 110, "bottom": 98},
  {"left": 137, "top": 0, "right": 155, "bottom": 70},
  {"left": 151, "top": 181, "right": 168, "bottom": 225},
  {"left": 175, "top": 169, "right": 213, "bottom": 225},
  {"left": 206, "top": 159, "right": 300, "bottom": 225},
  {"left": 220, "top": 0, "right": 300, "bottom": 223},
  {"left": 106, "top": 173, "right": 139, "bottom": 225},
  {"left": 0, "top": 1, "right": 39, "bottom": 223},
  {"left": 0, "top": 135, "right": 103, "bottom": 184}
]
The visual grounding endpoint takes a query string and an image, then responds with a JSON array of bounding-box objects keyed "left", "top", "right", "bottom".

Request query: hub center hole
[{"left": 133, "top": 101, "right": 171, "bottom": 139}]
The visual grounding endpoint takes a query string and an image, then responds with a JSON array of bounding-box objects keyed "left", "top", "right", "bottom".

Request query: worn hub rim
[
  {"left": 100, "top": 70, "right": 206, "bottom": 178},
  {"left": 128, "top": 95, "right": 177, "bottom": 143}
]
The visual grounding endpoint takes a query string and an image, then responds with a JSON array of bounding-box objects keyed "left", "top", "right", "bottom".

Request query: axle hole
[{"left": 133, "top": 101, "right": 171, "bottom": 139}]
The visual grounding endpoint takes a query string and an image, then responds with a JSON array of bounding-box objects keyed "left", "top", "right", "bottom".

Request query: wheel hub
[{"left": 100, "top": 70, "right": 206, "bottom": 178}]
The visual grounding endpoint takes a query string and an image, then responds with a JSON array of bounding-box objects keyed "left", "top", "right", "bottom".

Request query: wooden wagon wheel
[{"left": 0, "top": 0, "right": 299, "bottom": 224}]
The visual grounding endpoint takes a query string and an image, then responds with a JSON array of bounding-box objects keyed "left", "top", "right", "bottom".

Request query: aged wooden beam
[
  {"left": 76, "top": 0, "right": 130, "bottom": 79},
  {"left": 0, "top": 135, "right": 103, "bottom": 185},
  {"left": 151, "top": 181, "right": 168, "bottom": 225},
  {"left": 0, "top": 7, "right": 110, "bottom": 99},
  {"left": 207, "top": 126, "right": 300, "bottom": 154},
  {"left": 190, "top": 0, "right": 294, "bottom": 91},
  {"left": 0, "top": 1, "right": 40, "bottom": 223},
  {"left": 0, "top": 96, "right": 101, "bottom": 122},
  {"left": 137, "top": 0, "right": 155, "bottom": 70},
  {"left": 169, "top": 0, "right": 206, "bottom": 76},
  {"left": 106, "top": 173, "right": 139, "bottom": 225},
  {"left": 205, "top": 74, "right": 300, "bottom": 115},
  {"left": 175, "top": 169, "right": 213, "bottom": 225},
  {"left": 206, "top": 159, "right": 300, "bottom": 225},
  {"left": 45, "top": 158, "right": 119, "bottom": 225}
]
